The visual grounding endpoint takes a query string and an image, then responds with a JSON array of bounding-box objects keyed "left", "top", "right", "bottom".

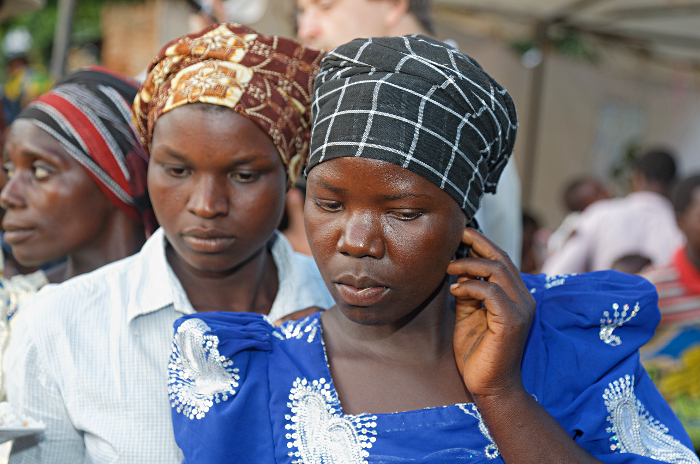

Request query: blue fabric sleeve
[
  {"left": 170, "top": 312, "right": 276, "bottom": 464},
  {"left": 521, "top": 272, "right": 699, "bottom": 463}
]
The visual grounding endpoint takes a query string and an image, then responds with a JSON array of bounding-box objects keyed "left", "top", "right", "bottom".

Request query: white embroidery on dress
[
  {"left": 599, "top": 302, "right": 640, "bottom": 346},
  {"left": 458, "top": 403, "right": 499, "bottom": 459},
  {"left": 544, "top": 273, "right": 577, "bottom": 289},
  {"left": 604, "top": 375, "right": 699, "bottom": 464},
  {"left": 168, "top": 318, "right": 240, "bottom": 420},
  {"left": 286, "top": 378, "right": 377, "bottom": 464},
  {"left": 274, "top": 316, "right": 320, "bottom": 343}
]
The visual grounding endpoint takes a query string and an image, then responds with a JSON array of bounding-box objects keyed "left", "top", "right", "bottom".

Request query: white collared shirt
[
  {"left": 542, "top": 191, "right": 685, "bottom": 274},
  {"left": 5, "top": 228, "right": 334, "bottom": 464}
]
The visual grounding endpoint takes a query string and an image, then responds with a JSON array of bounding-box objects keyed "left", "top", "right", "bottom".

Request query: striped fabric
[
  {"left": 4, "top": 228, "right": 333, "bottom": 463},
  {"left": 643, "top": 248, "right": 700, "bottom": 325}
]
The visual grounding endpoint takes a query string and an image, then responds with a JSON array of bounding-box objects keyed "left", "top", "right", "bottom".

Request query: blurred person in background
[
  {"left": 5, "top": 25, "right": 332, "bottom": 463},
  {"left": 547, "top": 176, "right": 610, "bottom": 258},
  {"left": 1, "top": 27, "right": 52, "bottom": 124},
  {"left": 542, "top": 149, "right": 684, "bottom": 274},
  {"left": 294, "top": 0, "right": 523, "bottom": 266},
  {"left": 642, "top": 173, "right": 700, "bottom": 453},
  {"left": 610, "top": 254, "right": 653, "bottom": 275}
]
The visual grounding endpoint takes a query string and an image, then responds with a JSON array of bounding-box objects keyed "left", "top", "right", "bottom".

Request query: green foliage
[
  {"left": 0, "top": 0, "right": 147, "bottom": 69},
  {"left": 510, "top": 28, "right": 599, "bottom": 64}
]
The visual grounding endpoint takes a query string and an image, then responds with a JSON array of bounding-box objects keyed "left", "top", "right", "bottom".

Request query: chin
[{"left": 335, "top": 304, "right": 397, "bottom": 327}]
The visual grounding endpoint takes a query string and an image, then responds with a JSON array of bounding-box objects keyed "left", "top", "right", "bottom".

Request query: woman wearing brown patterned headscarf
[{"left": 4, "top": 25, "right": 333, "bottom": 463}]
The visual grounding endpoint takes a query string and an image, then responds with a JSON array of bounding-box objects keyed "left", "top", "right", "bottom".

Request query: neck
[
  {"left": 389, "top": 15, "right": 430, "bottom": 38},
  {"left": 324, "top": 278, "right": 454, "bottom": 362},
  {"left": 167, "top": 236, "right": 279, "bottom": 315},
  {"left": 63, "top": 211, "right": 145, "bottom": 282}
]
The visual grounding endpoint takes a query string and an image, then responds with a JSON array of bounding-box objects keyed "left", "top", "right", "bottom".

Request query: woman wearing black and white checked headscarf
[
  {"left": 306, "top": 35, "right": 518, "bottom": 226},
  {"left": 168, "top": 35, "right": 698, "bottom": 464}
]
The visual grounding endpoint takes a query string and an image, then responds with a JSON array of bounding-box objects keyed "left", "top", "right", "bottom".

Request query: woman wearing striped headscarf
[
  {"left": 1, "top": 66, "right": 156, "bottom": 284},
  {"left": 4, "top": 25, "right": 333, "bottom": 463}
]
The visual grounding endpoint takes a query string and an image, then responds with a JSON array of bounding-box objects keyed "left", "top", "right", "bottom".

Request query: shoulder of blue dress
[
  {"left": 526, "top": 271, "right": 659, "bottom": 347},
  {"left": 272, "top": 312, "right": 323, "bottom": 344}
]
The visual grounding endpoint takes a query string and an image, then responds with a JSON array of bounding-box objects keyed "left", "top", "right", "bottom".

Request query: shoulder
[
  {"left": 524, "top": 271, "right": 659, "bottom": 347},
  {"left": 15, "top": 253, "right": 141, "bottom": 340}
]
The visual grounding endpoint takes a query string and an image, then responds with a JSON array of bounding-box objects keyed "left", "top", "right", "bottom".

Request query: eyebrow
[
  {"left": 158, "top": 148, "right": 267, "bottom": 167},
  {"left": 381, "top": 192, "right": 432, "bottom": 201},
  {"left": 312, "top": 180, "right": 432, "bottom": 200}
]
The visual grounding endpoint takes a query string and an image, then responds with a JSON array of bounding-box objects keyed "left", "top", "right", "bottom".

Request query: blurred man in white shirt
[{"left": 543, "top": 149, "right": 685, "bottom": 274}]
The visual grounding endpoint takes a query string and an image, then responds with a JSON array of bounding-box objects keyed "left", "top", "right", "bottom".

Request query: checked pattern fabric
[{"left": 306, "top": 35, "right": 518, "bottom": 222}]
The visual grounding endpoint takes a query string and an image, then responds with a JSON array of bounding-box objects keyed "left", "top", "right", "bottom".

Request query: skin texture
[
  {"left": 306, "top": 157, "right": 602, "bottom": 463},
  {"left": 149, "top": 104, "right": 286, "bottom": 315},
  {"left": 0, "top": 120, "right": 145, "bottom": 282},
  {"left": 296, "top": 0, "right": 426, "bottom": 50},
  {"left": 678, "top": 187, "right": 700, "bottom": 271}
]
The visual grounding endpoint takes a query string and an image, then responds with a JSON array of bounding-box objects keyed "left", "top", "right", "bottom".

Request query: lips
[
  {"left": 334, "top": 275, "right": 389, "bottom": 307},
  {"left": 3, "top": 223, "right": 38, "bottom": 245},
  {"left": 181, "top": 227, "right": 236, "bottom": 253}
]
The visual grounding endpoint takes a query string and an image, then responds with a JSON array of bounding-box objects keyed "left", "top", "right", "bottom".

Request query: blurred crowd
[{"left": 0, "top": 0, "right": 697, "bottom": 462}]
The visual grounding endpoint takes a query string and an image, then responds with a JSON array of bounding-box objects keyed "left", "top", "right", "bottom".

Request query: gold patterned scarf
[{"left": 133, "top": 23, "right": 324, "bottom": 183}]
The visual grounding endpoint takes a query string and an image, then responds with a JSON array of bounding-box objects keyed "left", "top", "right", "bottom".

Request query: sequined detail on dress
[
  {"left": 458, "top": 403, "right": 499, "bottom": 459},
  {"left": 600, "top": 302, "right": 640, "bottom": 346},
  {"left": 544, "top": 273, "right": 577, "bottom": 289},
  {"left": 168, "top": 318, "right": 240, "bottom": 420},
  {"left": 274, "top": 316, "right": 320, "bottom": 343},
  {"left": 286, "top": 377, "right": 377, "bottom": 464},
  {"left": 604, "top": 375, "right": 699, "bottom": 463}
]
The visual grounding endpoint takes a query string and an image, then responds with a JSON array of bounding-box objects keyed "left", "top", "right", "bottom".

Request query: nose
[
  {"left": 187, "top": 175, "right": 229, "bottom": 219},
  {"left": 0, "top": 173, "right": 27, "bottom": 211},
  {"left": 296, "top": 9, "right": 320, "bottom": 45},
  {"left": 337, "top": 211, "right": 385, "bottom": 259}
]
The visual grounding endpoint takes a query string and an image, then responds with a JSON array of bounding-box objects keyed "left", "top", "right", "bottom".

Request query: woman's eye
[
  {"left": 314, "top": 200, "right": 342, "bottom": 211},
  {"left": 32, "top": 165, "right": 51, "bottom": 180},
  {"left": 230, "top": 172, "right": 259, "bottom": 183},
  {"left": 319, "top": 0, "right": 335, "bottom": 10},
  {"left": 391, "top": 211, "right": 423, "bottom": 220},
  {"left": 2, "top": 164, "right": 14, "bottom": 179},
  {"left": 165, "top": 166, "right": 189, "bottom": 178}
]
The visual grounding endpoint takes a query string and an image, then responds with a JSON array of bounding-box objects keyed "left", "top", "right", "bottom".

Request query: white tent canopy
[{"left": 435, "top": 0, "right": 700, "bottom": 67}]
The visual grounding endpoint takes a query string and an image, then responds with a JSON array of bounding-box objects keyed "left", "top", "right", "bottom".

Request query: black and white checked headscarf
[{"left": 306, "top": 35, "right": 518, "bottom": 223}]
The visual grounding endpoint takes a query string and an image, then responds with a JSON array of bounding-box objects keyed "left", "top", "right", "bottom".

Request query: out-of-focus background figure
[
  {"left": 542, "top": 149, "right": 685, "bottom": 275},
  {"left": 1, "top": 27, "right": 51, "bottom": 124},
  {"left": 642, "top": 173, "right": 700, "bottom": 453},
  {"left": 546, "top": 176, "right": 610, "bottom": 258}
]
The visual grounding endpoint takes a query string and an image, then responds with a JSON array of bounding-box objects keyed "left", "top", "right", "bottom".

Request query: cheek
[{"left": 147, "top": 167, "right": 187, "bottom": 227}]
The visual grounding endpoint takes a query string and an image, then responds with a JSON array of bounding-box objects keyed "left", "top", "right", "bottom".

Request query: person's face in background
[
  {"left": 296, "top": 0, "right": 402, "bottom": 50},
  {"left": 148, "top": 104, "right": 287, "bottom": 275},
  {"left": 0, "top": 120, "right": 118, "bottom": 266}
]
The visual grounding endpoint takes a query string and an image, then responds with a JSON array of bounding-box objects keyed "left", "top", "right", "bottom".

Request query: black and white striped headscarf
[{"left": 306, "top": 35, "right": 518, "bottom": 223}]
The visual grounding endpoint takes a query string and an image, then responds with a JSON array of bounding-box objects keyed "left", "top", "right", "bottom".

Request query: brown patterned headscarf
[{"left": 133, "top": 23, "right": 324, "bottom": 183}]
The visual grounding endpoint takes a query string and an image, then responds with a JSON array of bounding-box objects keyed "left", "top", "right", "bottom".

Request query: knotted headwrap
[
  {"left": 306, "top": 35, "right": 518, "bottom": 223},
  {"left": 133, "top": 23, "right": 324, "bottom": 184},
  {"left": 17, "top": 66, "right": 157, "bottom": 235}
]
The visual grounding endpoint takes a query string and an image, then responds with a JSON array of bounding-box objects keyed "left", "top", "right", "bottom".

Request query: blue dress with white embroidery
[{"left": 169, "top": 271, "right": 700, "bottom": 464}]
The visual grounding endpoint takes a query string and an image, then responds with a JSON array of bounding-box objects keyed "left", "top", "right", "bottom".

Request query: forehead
[
  {"left": 5, "top": 120, "right": 72, "bottom": 161},
  {"left": 151, "top": 104, "right": 279, "bottom": 162},
  {"left": 308, "top": 157, "right": 462, "bottom": 209}
]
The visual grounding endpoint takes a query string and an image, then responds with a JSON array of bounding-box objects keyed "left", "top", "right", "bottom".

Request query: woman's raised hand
[{"left": 447, "top": 228, "right": 536, "bottom": 400}]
